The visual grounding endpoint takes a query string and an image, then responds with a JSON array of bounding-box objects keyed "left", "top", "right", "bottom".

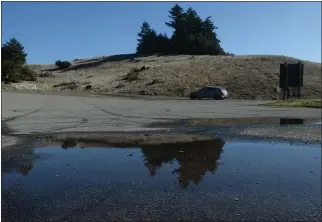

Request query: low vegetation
[{"left": 55, "top": 60, "right": 72, "bottom": 69}]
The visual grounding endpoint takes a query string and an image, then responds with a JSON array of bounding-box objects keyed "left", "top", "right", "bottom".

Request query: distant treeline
[{"left": 136, "top": 4, "right": 231, "bottom": 56}]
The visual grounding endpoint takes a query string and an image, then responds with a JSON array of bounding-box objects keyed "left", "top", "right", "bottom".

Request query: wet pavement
[
  {"left": 146, "top": 117, "right": 322, "bottom": 128},
  {"left": 2, "top": 139, "right": 321, "bottom": 221}
]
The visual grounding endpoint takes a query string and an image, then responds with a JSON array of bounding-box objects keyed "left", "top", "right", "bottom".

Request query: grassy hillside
[{"left": 4, "top": 54, "right": 321, "bottom": 100}]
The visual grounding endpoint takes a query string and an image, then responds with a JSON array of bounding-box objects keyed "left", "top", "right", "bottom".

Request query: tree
[
  {"left": 156, "top": 33, "right": 170, "bottom": 54},
  {"left": 2, "top": 38, "right": 27, "bottom": 64},
  {"left": 1, "top": 38, "right": 35, "bottom": 82},
  {"left": 165, "top": 4, "right": 186, "bottom": 53},
  {"left": 165, "top": 4, "right": 185, "bottom": 29},
  {"left": 55, "top": 60, "right": 71, "bottom": 69},
  {"left": 197, "top": 16, "right": 223, "bottom": 55},
  {"left": 183, "top": 7, "right": 204, "bottom": 54},
  {"left": 136, "top": 4, "right": 225, "bottom": 56},
  {"left": 136, "top": 22, "right": 158, "bottom": 54}
]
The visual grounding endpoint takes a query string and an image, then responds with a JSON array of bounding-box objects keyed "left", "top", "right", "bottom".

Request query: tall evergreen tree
[
  {"left": 184, "top": 7, "right": 204, "bottom": 54},
  {"left": 136, "top": 22, "right": 158, "bottom": 54},
  {"left": 198, "top": 16, "right": 223, "bottom": 55},
  {"left": 136, "top": 4, "right": 225, "bottom": 56},
  {"left": 165, "top": 4, "right": 185, "bottom": 29},
  {"left": 1, "top": 38, "right": 35, "bottom": 82},
  {"left": 2, "top": 38, "right": 27, "bottom": 64},
  {"left": 165, "top": 4, "right": 186, "bottom": 53},
  {"left": 156, "top": 33, "right": 170, "bottom": 54}
]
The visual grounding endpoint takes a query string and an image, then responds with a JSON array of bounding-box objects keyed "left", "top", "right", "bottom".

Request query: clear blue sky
[{"left": 2, "top": 2, "right": 321, "bottom": 64}]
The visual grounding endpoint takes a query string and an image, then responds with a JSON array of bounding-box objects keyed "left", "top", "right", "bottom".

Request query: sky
[{"left": 1, "top": 1, "right": 321, "bottom": 64}]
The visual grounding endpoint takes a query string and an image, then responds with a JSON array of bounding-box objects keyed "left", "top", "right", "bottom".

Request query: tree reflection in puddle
[
  {"left": 140, "top": 139, "right": 225, "bottom": 188},
  {"left": 18, "top": 163, "right": 34, "bottom": 176}
]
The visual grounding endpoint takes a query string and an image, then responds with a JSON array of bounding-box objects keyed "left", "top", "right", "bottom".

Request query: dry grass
[{"left": 12, "top": 54, "right": 321, "bottom": 100}]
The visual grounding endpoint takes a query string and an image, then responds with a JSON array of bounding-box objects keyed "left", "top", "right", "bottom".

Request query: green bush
[
  {"left": 1, "top": 61, "right": 36, "bottom": 82},
  {"left": 55, "top": 60, "right": 71, "bottom": 69},
  {"left": 20, "top": 66, "right": 37, "bottom": 81}
]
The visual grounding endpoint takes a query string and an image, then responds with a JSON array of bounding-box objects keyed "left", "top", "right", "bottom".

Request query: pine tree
[
  {"left": 156, "top": 33, "right": 170, "bottom": 54},
  {"left": 165, "top": 4, "right": 186, "bottom": 53},
  {"left": 2, "top": 38, "right": 27, "bottom": 64},
  {"left": 1, "top": 38, "right": 35, "bottom": 82},
  {"left": 136, "top": 4, "right": 225, "bottom": 56},
  {"left": 165, "top": 4, "right": 185, "bottom": 29},
  {"left": 184, "top": 7, "right": 204, "bottom": 54},
  {"left": 198, "top": 16, "right": 223, "bottom": 55},
  {"left": 136, "top": 22, "right": 158, "bottom": 54}
]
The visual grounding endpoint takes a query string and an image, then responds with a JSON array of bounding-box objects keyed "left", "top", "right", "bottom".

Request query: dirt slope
[{"left": 4, "top": 54, "right": 321, "bottom": 100}]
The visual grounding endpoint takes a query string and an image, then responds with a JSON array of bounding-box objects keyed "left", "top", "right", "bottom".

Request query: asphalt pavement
[{"left": 2, "top": 91, "right": 321, "bottom": 135}]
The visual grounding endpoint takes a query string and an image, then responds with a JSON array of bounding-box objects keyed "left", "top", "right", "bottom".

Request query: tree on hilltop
[
  {"left": 136, "top": 21, "right": 158, "bottom": 54},
  {"left": 136, "top": 4, "right": 225, "bottom": 56}
]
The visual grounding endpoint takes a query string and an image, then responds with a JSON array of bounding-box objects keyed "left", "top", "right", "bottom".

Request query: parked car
[{"left": 189, "top": 86, "right": 228, "bottom": 100}]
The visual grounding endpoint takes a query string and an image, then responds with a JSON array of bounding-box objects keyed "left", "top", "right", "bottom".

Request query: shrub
[
  {"left": 20, "top": 66, "right": 37, "bottom": 81},
  {"left": 55, "top": 60, "right": 71, "bottom": 69},
  {"left": 224, "top": 52, "right": 235, "bottom": 56},
  {"left": 1, "top": 61, "right": 36, "bottom": 82}
]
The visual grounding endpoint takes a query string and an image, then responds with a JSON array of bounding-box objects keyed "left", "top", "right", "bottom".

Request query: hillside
[{"left": 3, "top": 54, "right": 321, "bottom": 100}]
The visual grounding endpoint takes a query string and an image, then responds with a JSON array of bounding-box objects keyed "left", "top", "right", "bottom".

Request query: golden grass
[{"left": 25, "top": 54, "right": 322, "bottom": 100}]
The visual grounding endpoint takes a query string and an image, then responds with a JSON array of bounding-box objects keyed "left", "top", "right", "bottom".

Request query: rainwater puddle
[
  {"left": 146, "top": 117, "right": 322, "bottom": 128},
  {"left": 2, "top": 139, "right": 321, "bottom": 221}
]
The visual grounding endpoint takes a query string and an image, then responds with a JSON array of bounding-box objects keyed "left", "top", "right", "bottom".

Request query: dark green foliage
[
  {"left": 136, "top": 22, "right": 158, "bottom": 54},
  {"left": 1, "top": 38, "right": 35, "bottom": 82},
  {"left": 55, "top": 60, "right": 71, "bottom": 69},
  {"left": 2, "top": 38, "right": 27, "bottom": 64},
  {"left": 156, "top": 33, "right": 170, "bottom": 53},
  {"left": 20, "top": 66, "right": 37, "bottom": 81},
  {"left": 136, "top": 4, "right": 225, "bottom": 56},
  {"left": 55, "top": 60, "right": 62, "bottom": 66}
]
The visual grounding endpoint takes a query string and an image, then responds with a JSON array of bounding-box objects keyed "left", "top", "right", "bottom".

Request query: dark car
[{"left": 189, "top": 86, "right": 228, "bottom": 100}]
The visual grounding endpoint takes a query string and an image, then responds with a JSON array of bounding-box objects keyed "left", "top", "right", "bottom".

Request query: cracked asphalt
[{"left": 2, "top": 91, "right": 321, "bottom": 136}]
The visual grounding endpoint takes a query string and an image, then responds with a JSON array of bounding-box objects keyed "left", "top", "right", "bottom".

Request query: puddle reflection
[
  {"left": 3, "top": 139, "right": 225, "bottom": 189},
  {"left": 2, "top": 138, "right": 321, "bottom": 221},
  {"left": 18, "top": 163, "right": 34, "bottom": 176},
  {"left": 141, "top": 140, "right": 224, "bottom": 188},
  {"left": 2, "top": 138, "right": 320, "bottom": 192}
]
